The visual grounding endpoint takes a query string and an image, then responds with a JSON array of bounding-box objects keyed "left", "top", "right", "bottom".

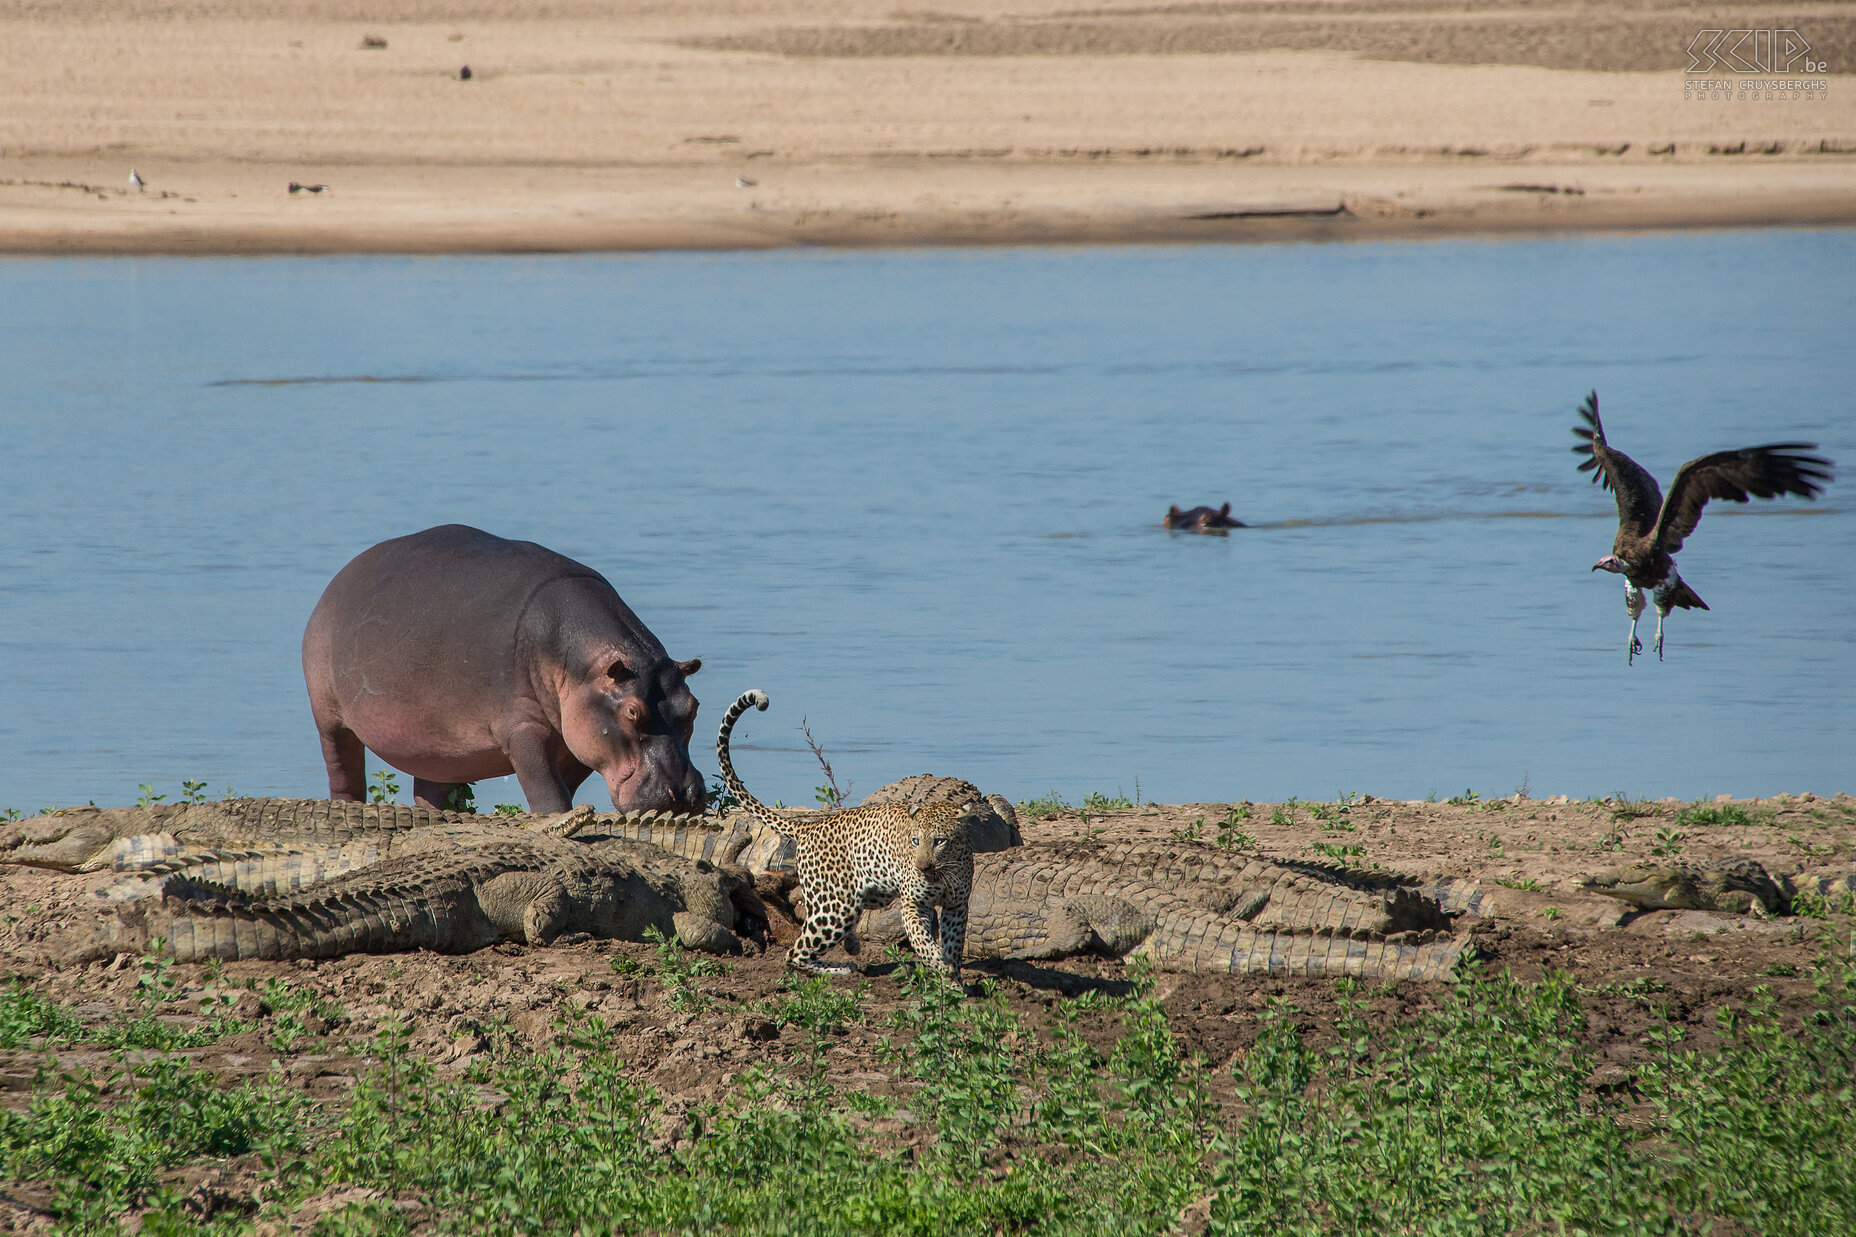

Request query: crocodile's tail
[{"left": 716, "top": 690, "right": 791, "bottom": 837}]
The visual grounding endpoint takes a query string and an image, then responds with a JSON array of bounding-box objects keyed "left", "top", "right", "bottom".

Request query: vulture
[{"left": 1572, "top": 390, "right": 1833, "bottom": 663}]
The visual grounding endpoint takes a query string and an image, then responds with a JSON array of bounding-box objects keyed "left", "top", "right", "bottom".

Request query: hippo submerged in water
[
  {"left": 302, "top": 524, "right": 706, "bottom": 814},
  {"left": 1164, "top": 503, "right": 1247, "bottom": 533}
]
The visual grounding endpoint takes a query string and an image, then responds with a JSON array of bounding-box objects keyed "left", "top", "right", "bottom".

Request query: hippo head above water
[
  {"left": 303, "top": 525, "right": 707, "bottom": 815},
  {"left": 1164, "top": 502, "right": 1247, "bottom": 533}
]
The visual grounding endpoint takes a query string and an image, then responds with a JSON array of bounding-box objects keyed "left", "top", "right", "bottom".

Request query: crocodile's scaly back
[
  {"left": 859, "top": 836, "right": 1470, "bottom": 982},
  {"left": 61, "top": 837, "right": 755, "bottom": 965},
  {"left": 0, "top": 798, "right": 482, "bottom": 872}
]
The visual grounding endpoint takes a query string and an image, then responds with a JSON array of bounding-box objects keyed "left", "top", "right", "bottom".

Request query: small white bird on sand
[
  {"left": 736, "top": 176, "right": 757, "bottom": 188},
  {"left": 127, "top": 168, "right": 145, "bottom": 192}
]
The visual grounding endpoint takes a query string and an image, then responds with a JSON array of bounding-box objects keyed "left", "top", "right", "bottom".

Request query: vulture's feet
[{"left": 1628, "top": 635, "right": 1643, "bottom": 664}]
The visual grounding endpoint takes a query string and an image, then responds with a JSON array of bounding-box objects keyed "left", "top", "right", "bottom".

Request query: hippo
[
  {"left": 1163, "top": 503, "right": 1247, "bottom": 532},
  {"left": 302, "top": 525, "right": 706, "bottom": 814}
]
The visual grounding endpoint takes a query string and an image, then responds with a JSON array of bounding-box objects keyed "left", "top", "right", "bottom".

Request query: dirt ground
[
  {"left": 1, "top": 0, "right": 1851, "bottom": 252},
  {"left": 2, "top": 791, "right": 1851, "bottom": 1218}
]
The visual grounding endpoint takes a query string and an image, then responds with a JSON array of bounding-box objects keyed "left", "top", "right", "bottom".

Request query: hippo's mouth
[{"left": 606, "top": 750, "right": 706, "bottom": 814}]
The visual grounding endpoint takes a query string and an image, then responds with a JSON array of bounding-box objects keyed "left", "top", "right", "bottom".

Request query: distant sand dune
[{"left": 0, "top": 0, "right": 1850, "bottom": 252}]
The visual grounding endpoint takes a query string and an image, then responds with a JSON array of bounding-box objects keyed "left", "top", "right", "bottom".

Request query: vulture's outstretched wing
[
  {"left": 1571, "top": 392, "right": 1664, "bottom": 541},
  {"left": 1652, "top": 443, "right": 1833, "bottom": 555}
]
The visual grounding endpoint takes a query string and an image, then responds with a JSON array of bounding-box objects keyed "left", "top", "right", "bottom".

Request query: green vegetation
[
  {"left": 1215, "top": 806, "right": 1256, "bottom": 851},
  {"left": 1673, "top": 801, "right": 1773, "bottom": 829},
  {"left": 1081, "top": 789, "right": 1135, "bottom": 811},
  {"left": 438, "top": 783, "right": 477, "bottom": 812},
  {"left": 4, "top": 957, "right": 1856, "bottom": 1234},
  {"left": 368, "top": 770, "right": 401, "bottom": 804},
  {"left": 1650, "top": 827, "right": 1687, "bottom": 857},
  {"left": 0, "top": 956, "right": 252, "bottom": 1054},
  {"left": 610, "top": 928, "right": 730, "bottom": 1012},
  {"left": 1017, "top": 791, "right": 1072, "bottom": 820},
  {"left": 1493, "top": 875, "right": 1541, "bottom": 892},
  {"left": 1608, "top": 794, "right": 1661, "bottom": 822}
]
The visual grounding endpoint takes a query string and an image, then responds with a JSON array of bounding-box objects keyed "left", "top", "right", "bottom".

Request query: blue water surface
[{"left": 1, "top": 231, "right": 1851, "bottom": 811}]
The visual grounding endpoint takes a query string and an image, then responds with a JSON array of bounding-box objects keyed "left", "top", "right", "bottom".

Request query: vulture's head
[{"left": 1591, "top": 555, "right": 1627, "bottom": 575}]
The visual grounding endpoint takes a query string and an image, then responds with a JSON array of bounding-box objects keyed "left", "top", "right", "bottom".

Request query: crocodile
[
  {"left": 857, "top": 838, "right": 1469, "bottom": 981},
  {"left": 860, "top": 775, "right": 1022, "bottom": 853},
  {"left": 56, "top": 836, "right": 764, "bottom": 964},
  {"left": 1580, "top": 860, "right": 1791, "bottom": 917},
  {"left": 0, "top": 798, "right": 752, "bottom": 876}
]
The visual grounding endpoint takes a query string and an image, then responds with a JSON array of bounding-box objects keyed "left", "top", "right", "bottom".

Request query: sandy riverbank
[
  {"left": 1, "top": 0, "right": 1852, "bottom": 253},
  {"left": 1, "top": 789, "right": 1851, "bottom": 1229}
]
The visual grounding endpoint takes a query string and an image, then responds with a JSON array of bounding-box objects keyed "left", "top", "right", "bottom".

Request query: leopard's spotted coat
[{"left": 716, "top": 689, "right": 974, "bottom": 982}]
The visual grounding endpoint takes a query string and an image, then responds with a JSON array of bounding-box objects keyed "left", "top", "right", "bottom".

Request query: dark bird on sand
[
  {"left": 288, "top": 182, "right": 330, "bottom": 194},
  {"left": 1572, "top": 390, "right": 1832, "bottom": 663},
  {"left": 459, "top": 65, "right": 472, "bottom": 80},
  {"left": 1164, "top": 502, "right": 1246, "bottom": 533}
]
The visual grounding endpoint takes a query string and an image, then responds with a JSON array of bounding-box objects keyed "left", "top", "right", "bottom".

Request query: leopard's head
[{"left": 908, "top": 803, "right": 974, "bottom": 880}]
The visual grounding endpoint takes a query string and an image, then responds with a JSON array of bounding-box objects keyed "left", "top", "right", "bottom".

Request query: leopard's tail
[{"left": 715, "top": 690, "right": 789, "bottom": 835}]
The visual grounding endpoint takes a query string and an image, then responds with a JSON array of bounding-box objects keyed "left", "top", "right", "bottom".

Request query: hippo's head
[{"left": 562, "top": 654, "right": 707, "bottom": 814}]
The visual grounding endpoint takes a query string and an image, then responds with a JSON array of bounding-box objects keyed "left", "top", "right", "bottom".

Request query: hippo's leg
[
  {"left": 316, "top": 722, "right": 367, "bottom": 801},
  {"left": 413, "top": 778, "right": 456, "bottom": 809},
  {"left": 499, "top": 721, "right": 575, "bottom": 813}
]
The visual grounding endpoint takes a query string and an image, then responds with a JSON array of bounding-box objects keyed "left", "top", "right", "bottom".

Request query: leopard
[{"left": 715, "top": 689, "right": 975, "bottom": 985}]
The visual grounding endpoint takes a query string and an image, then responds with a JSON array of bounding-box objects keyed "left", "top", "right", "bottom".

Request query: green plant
[
  {"left": 1018, "top": 790, "right": 1072, "bottom": 820},
  {"left": 1082, "top": 789, "right": 1135, "bottom": 811},
  {"left": 1494, "top": 875, "right": 1542, "bottom": 892},
  {"left": 1171, "top": 818, "right": 1206, "bottom": 843},
  {"left": 1794, "top": 891, "right": 1830, "bottom": 920},
  {"left": 1216, "top": 807, "right": 1257, "bottom": 851},
  {"left": 1650, "top": 827, "right": 1687, "bottom": 857},
  {"left": 1446, "top": 788, "right": 1481, "bottom": 806},
  {"left": 495, "top": 803, "right": 524, "bottom": 816},
  {"left": 1610, "top": 794, "right": 1659, "bottom": 821},
  {"left": 641, "top": 926, "right": 727, "bottom": 1012},
  {"left": 135, "top": 782, "right": 166, "bottom": 806},
  {"left": 761, "top": 976, "right": 867, "bottom": 1036},
  {"left": 439, "top": 782, "right": 477, "bottom": 812},
  {"left": 179, "top": 779, "right": 208, "bottom": 804},
  {"left": 1, "top": 807, "right": 19, "bottom": 822},
  {"left": 1543, "top": 906, "right": 1563, "bottom": 921},
  {"left": 368, "top": 769, "right": 400, "bottom": 804},
  {"left": 1309, "top": 841, "right": 1365, "bottom": 860},
  {"left": 1269, "top": 798, "right": 1299, "bottom": 828},
  {"left": 705, "top": 775, "right": 740, "bottom": 815},
  {"left": 0, "top": 1052, "right": 307, "bottom": 1229},
  {"left": 1673, "top": 801, "right": 1772, "bottom": 828}
]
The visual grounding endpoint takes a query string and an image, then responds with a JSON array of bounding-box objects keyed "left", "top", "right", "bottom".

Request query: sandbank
[{"left": 1, "top": 1, "right": 1852, "bottom": 253}]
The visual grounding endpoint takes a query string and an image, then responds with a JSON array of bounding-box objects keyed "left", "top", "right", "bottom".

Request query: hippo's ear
[
  {"left": 676, "top": 658, "right": 701, "bottom": 677},
  {"left": 1219, "top": 503, "right": 1231, "bottom": 516}
]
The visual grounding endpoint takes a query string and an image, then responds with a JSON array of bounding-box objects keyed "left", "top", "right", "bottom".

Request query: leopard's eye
[{"left": 911, "top": 836, "right": 920, "bottom": 846}]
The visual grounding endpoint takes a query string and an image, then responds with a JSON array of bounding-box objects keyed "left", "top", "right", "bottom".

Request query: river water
[{"left": 2, "top": 231, "right": 1851, "bottom": 813}]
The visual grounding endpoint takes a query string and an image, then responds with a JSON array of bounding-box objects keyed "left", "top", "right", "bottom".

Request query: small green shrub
[
  {"left": 368, "top": 769, "right": 400, "bottom": 804},
  {"left": 1018, "top": 791, "right": 1072, "bottom": 820}
]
